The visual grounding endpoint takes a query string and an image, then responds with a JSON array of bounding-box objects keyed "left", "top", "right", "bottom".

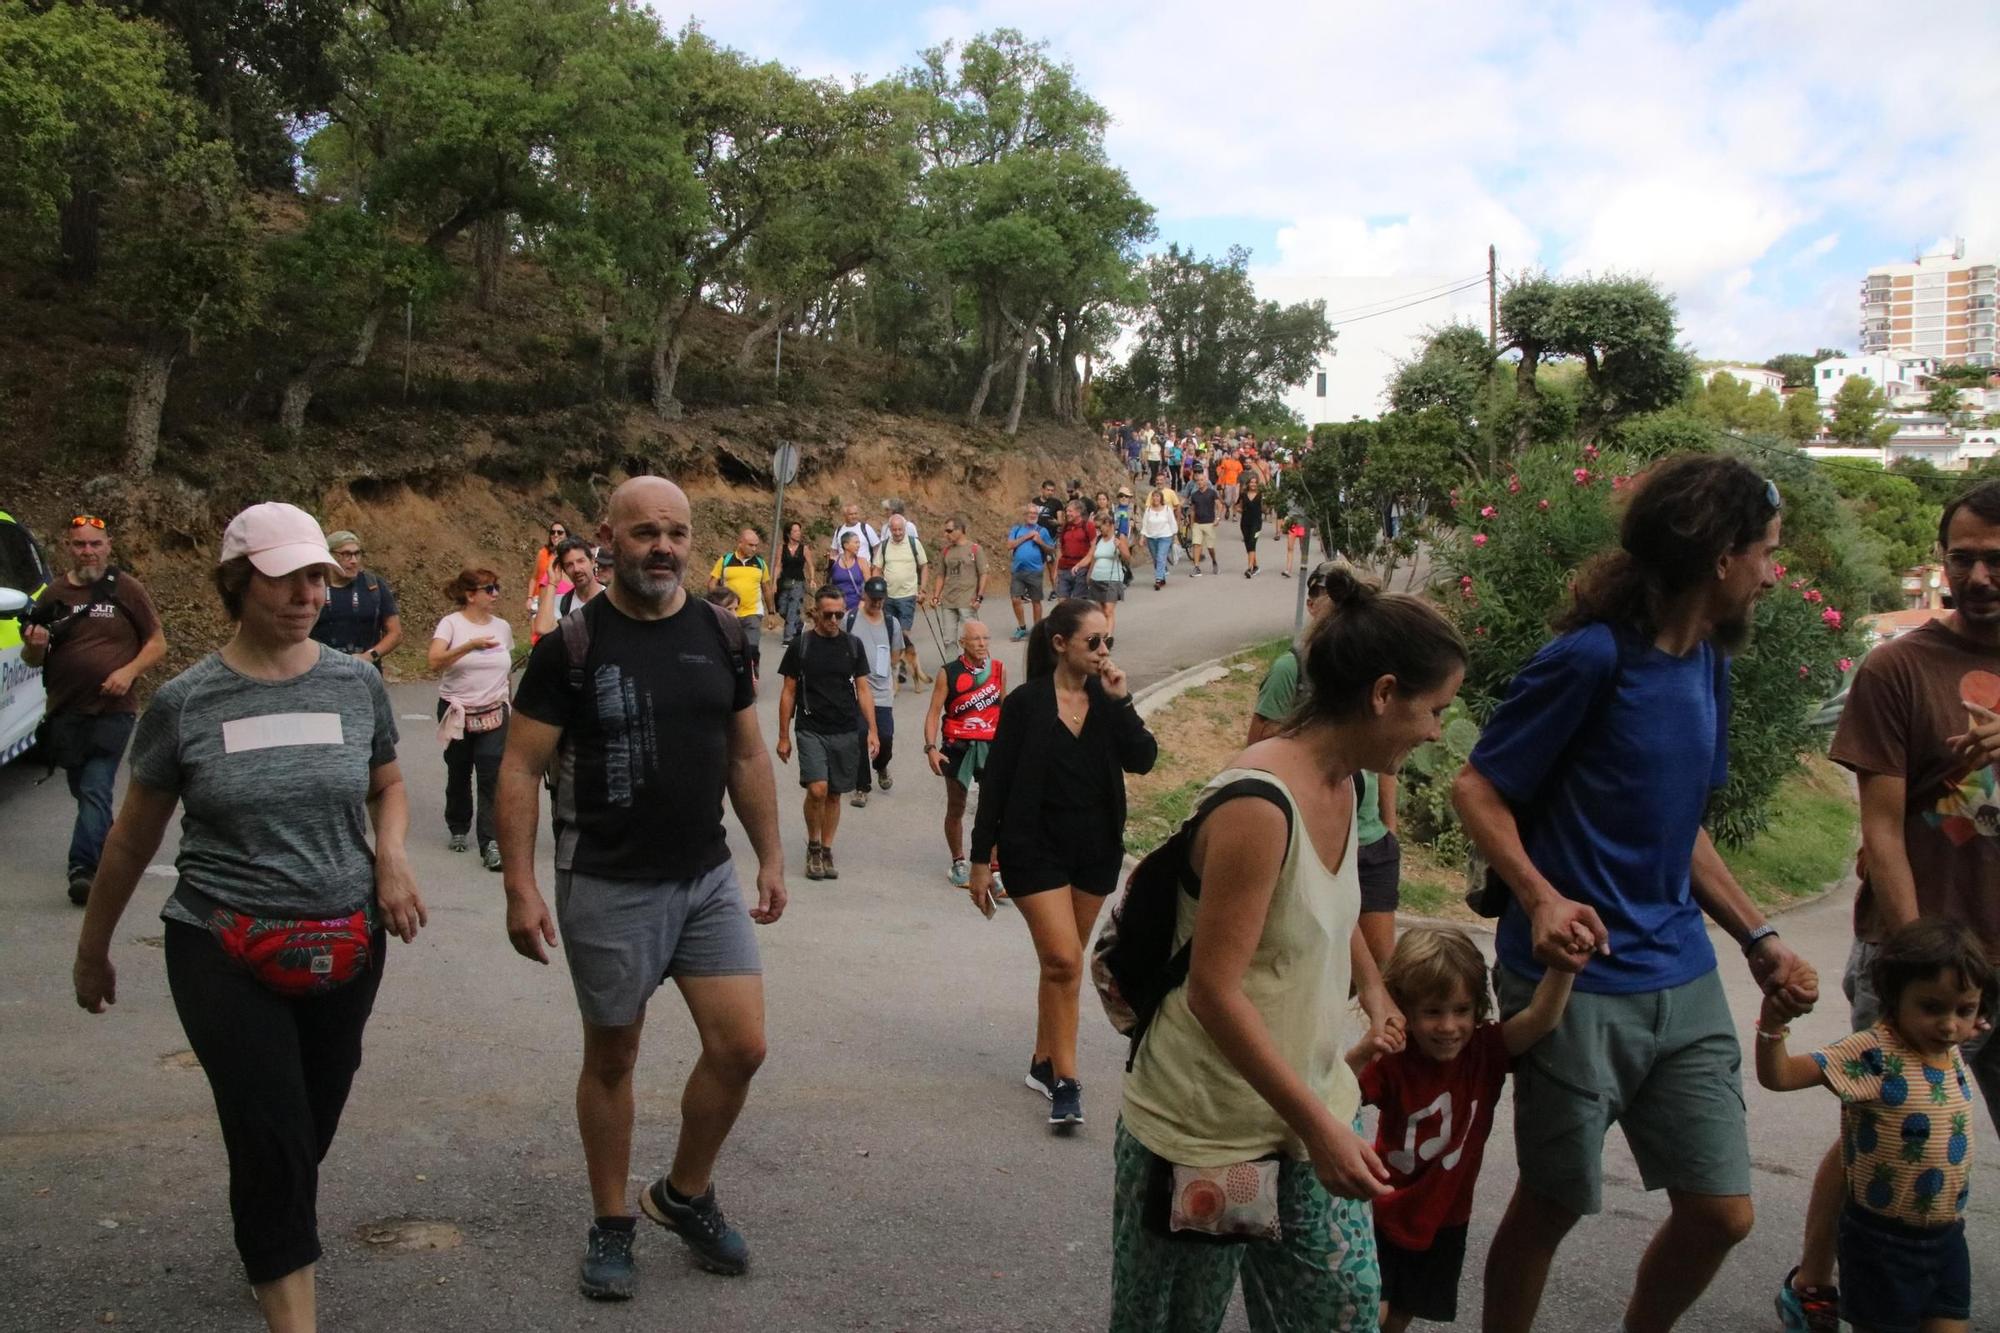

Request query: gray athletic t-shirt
[
  {"left": 845, "top": 608, "right": 902, "bottom": 700},
  {"left": 129, "top": 646, "right": 399, "bottom": 927}
]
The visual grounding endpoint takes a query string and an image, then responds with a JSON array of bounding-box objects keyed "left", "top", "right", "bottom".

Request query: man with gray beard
[{"left": 497, "top": 477, "right": 786, "bottom": 1303}]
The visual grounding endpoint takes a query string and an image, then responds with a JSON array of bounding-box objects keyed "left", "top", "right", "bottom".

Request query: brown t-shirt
[
  {"left": 32, "top": 570, "right": 161, "bottom": 717},
  {"left": 938, "top": 540, "right": 984, "bottom": 608},
  {"left": 1830, "top": 617, "right": 2000, "bottom": 956}
]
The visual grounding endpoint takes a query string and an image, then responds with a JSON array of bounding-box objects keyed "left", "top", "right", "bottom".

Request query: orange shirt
[{"left": 1216, "top": 458, "right": 1243, "bottom": 486}]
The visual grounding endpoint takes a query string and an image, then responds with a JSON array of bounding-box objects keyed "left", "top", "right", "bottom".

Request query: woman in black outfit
[
  {"left": 969, "top": 598, "right": 1156, "bottom": 1132},
  {"left": 776, "top": 520, "right": 814, "bottom": 644},
  {"left": 1240, "top": 477, "right": 1265, "bottom": 578}
]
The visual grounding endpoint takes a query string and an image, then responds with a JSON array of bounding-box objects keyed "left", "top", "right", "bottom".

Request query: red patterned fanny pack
[{"left": 184, "top": 888, "right": 376, "bottom": 995}]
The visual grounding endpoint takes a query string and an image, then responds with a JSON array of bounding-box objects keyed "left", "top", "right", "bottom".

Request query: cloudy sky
[{"left": 663, "top": 0, "right": 2000, "bottom": 419}]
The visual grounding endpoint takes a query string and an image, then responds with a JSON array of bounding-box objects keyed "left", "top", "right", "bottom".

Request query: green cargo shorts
[{"left": 1495, "top": 964, "right": 1750, "bottom": 1218}]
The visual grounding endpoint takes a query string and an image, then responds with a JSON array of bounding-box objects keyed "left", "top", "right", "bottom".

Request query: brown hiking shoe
[
  {"left": 804, "top": 843, "right": 824, "bottom": 880},
  {"left": 821, "top": 846, "right": 839, "bottom": 880}
]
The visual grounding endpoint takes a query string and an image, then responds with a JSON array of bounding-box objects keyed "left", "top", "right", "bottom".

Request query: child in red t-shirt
[{"left": 1349, "top": 926, "right": 1575, "bottom": 1331}]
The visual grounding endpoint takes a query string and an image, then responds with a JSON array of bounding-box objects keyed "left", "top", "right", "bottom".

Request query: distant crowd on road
[{"left": 25, "top": 446, "right": 2000, "bottom": 1333}]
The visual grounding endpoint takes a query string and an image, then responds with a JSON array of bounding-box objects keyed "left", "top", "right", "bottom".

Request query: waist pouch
[
  {"left": 464, "top": 701, "right": 508, "bottom": 734},
  {"left": 1140, "top": 1142, "right": 1283, "bottom": 1244},
  {"left": 178, "top": 885, "right": 375, "bottom": 995}
]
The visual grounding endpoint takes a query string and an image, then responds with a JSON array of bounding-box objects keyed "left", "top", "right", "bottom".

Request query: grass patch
[
  {"left": 1124, "top": 638, "right": 1290, "bottom": 856},
  {"left": 1716, "top": 752, "right": 1857, "bottom": 908}
]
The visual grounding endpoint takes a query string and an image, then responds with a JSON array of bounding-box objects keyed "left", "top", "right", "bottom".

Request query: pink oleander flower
[
  {"left": 1538, "top": 499, "right": 1550, "bottom": 510},
  {"left": 1798, "top": 664, "right": 1811, "bottom": 678},
  {"left": 1773, "top": 563, "right": 1787, "bottom": 577},
  {"left": 1573, "top": 467, "right": 1593, "bottom": 485},
  {"left": 1804, "top": 588, "right": 1824, "bottom": 604},
  {"left": 1507, "top": 475, "right": 1522, "bottom": 494},
  {"left": 1611, "top": 474, "right": 1630, "bottom": 491},
  {"left": 1582, "top": 444, "right": 1600, "bottom": 460},
  {"left": 1475, "top": 626, "right": 1488, "bottom": 636},
  {"left": 1788, "top": 580, "right": 1803, "bottom": 590},
  {"left": 1473, "top": 533, "right": 1488, "bottom": 546},
  {"left": 1838, "top": 657, "right": 1854, "bottom": 672},
  {"left": 1479, "top": 505, "right": 1497, "bottom": 518},
  {"left": 1822, "top": 607, "right": 1843, "bottom": 629}
]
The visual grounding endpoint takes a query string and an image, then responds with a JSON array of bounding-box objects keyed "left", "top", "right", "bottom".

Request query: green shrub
[{"left": 1422, "top": 440, "right": 1866, "bottom": 848}]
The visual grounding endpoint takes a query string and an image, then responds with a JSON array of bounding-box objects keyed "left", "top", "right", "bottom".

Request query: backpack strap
[
  {"left": 704, "top": 599, "right": 749, "bottom": 680},
  {"left": 1136, "top": 777, "right": 1293, "bottom": 1062},
  {"left": 559, "top": 597, "right": 595, "bottom": 693}
]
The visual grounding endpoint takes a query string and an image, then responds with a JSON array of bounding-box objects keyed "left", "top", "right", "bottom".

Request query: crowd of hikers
[{"left": 31, "top": 449, "right": 2000, "bottom": 1332}]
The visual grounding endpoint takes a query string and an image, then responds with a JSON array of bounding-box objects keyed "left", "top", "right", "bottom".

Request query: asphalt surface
[{"left": 2, "top": 536, "right": 1995, "bottom": 1333}]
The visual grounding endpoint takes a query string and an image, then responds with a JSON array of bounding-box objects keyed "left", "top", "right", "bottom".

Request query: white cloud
[{"left": 692, "top": 0, "right": 2000, "bottom": 417}]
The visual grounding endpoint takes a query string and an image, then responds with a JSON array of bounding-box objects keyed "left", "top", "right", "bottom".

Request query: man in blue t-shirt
[
  {"left": 1451, "top": 454, "right": 1820, "bottom": 1333},
  {"left": 1006, "top": 500, "right": 1053, "bottom": 641}
]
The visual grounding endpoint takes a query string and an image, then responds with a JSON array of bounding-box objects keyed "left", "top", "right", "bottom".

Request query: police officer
[{"left": 22, "top": 515, "right": 166, "bottom": 904}]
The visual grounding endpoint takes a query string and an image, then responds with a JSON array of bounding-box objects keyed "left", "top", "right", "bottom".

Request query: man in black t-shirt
[
  {"left": 1036, "top": 480, "right": 1064, "bottom": 599},
  {"left": 775, "top": 586, "right": 876, "bottom": 882},
  {"left": 497, "top": 476, "right": 784, "bottom": 1302}
]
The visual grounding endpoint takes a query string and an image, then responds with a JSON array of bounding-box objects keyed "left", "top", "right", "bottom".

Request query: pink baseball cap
[{"left": 219, "top": 502, "right": 339, "bottom": 577}]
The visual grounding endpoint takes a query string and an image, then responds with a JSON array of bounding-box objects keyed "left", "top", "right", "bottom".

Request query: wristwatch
[
  {"left": 1741, "top": 923, "right": 1778, "bottom": 957},
  {"left": 366, "top": 649, "right": 381, "bottom": 664},
  {"left": 923, "top": 743, "right": 938, "bottom": 754}
]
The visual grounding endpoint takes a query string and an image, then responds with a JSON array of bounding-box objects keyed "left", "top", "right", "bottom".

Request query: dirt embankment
[{"left": 2, "top": 236, "right": 1126, "bottom": 681}]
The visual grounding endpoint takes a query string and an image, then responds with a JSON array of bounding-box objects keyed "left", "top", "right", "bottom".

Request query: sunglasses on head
[
  {"left": 1762, "top": 478, "right": 1781, "bottom": 511},
  {"left": 70, "top": 515, "right": 106, "bottom": 530}
]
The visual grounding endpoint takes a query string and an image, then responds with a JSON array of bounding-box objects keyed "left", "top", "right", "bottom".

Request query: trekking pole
[{"left": 920, "top": 600, "right": 953, "bottom": 671}]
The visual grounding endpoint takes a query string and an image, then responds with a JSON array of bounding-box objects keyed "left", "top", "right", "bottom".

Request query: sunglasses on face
[
  {"left": 71, "top": 515, "right": 106, "bottom": 530},
  {"left": 1084, "top": 633, "right": 1115, "bottom": 651},
  {"left": 479, "top": 584, "right": 501, "bottom": 595},
  {"left": 815, "top": 608, "right": 843, "bottom": 620},
  {"left": 550, "top": 529, "right": 568, "bottom": 539}
]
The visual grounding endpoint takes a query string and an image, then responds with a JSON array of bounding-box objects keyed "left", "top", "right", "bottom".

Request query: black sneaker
[
  {"left": 1026, "top": 1057, "right": 1054, "bottom": 1100},
  {"left": 578, "top": 1220, "right": 636, "bottom": 1300},
  {"left": 1050, "top": 1078, "right": 1084, "bottom": 1128},
  {"left": 641, "top": 1178, "right": 749, "bottom": 1275},
  {"left": 67, "top": 871, "right": 92, "bottom": 906}
]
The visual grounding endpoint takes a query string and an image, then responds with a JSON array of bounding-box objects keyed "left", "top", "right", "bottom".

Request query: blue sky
[{"left": 660, "top": 0, "right": 1999, "bottom": 416}]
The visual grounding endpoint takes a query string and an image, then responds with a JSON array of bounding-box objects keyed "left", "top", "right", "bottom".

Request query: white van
[{"left": 0, "top": 509, "right": 52, "bottom": 766}]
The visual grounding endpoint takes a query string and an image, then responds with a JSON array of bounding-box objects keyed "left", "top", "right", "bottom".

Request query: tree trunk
[
  {"left": 58, "top": 186, "right": 102, "bottom": 284},
  {"left": 474, "top": 215, "right": 506, "bottom": 311},
  {"left": 122, "top": 335, "right": 178, "bottom": 478},
  {"left": 1512, "top": 345, "right": 1543, "bottom": 451},
  {"left": 735, "top": 301, "right": 794, "bottom": 369},
  {"left": 650, "top": 289, "right": 699, "bottom": 420},
  {"left": 280, "top": 308, "right": 385, "bottom": 441},
  {"left": 966, "top": 357, "right": 1005, "bottom": 426},
  {"left": 1004, "top": 329, "right": 1036, "bottom": 436}
]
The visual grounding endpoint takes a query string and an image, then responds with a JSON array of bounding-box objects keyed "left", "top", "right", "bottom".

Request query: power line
[
  {"left": 1328, "top": 278, "right": 1490, "bottom": 329},
  {"left": 1714, "top": 426, "right": 1975, "bottom": 492},
  {"left": 1319, "top": 272, "right": 1488, "bottom": 320}
]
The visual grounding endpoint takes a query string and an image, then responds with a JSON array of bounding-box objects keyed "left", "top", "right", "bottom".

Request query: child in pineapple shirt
[{"left": 1757, "top": 919, "right": 1991, "bottom": 1333}]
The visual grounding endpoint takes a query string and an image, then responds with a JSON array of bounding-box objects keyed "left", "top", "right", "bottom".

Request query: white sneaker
[{"left": 949, "top": 858, "right": 970, "bottom": 887}]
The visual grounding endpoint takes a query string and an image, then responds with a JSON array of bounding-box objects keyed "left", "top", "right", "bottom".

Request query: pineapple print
[
  {"left": 1864, "top": 1161, "right": 1896, "bottom": 1212},
  {"left": 1900, "top": 1112, "right": 1931, "bottom": 1164},
  {"left": 1912, "top": 1166, "right": 1945, "bottom": 1218},
  {"left": 1853, "top": 1109, "right": 1879, "bottom": 1156},
  {"left": 1924, "top": 1063, "right": 1949, "bottom": 1105},
  {"left": 1880, "top": 1053, "right": 1909, "bottom": 1107},
  {"left": 1948, "top": 1112, "right": 1970, "bottom": 1167}
]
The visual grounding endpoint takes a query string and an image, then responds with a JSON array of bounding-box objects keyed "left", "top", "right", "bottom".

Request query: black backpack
[{"left": 1091, "top": 776, "right": 1292, "bottom": 1069}]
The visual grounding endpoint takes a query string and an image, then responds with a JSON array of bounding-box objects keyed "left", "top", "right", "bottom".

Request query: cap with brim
[
  {"left": 863, "top": 576, "right": 888, "bottom": 598},
  {"left": 220, "top": 502, "right": 339, "bottom": 577}
]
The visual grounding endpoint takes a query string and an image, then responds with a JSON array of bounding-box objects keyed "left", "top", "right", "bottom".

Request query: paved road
[{"left": 1, "top": 539, "right": 1993, "bottom": 1332}]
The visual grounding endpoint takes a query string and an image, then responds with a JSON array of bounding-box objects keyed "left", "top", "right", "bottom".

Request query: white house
[
  {"left": 1701, "top": 365, "right": 1786, "bottom": 395},
  {"left": 1814, "top": 354, "right": 1915, "bottom": 405}
]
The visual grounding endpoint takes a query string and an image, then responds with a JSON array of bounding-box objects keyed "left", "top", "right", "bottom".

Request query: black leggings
[
  {"left": 165, "top": 919, "right": 385, "bottom": 1284},
  {"left": 439, "top": 702, "right": 506, "bottom": 845}
]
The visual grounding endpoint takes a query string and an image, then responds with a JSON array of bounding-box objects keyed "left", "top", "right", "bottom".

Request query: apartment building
[{"left": 1859, "top": 239, "right": 1998, "bottom": 367}]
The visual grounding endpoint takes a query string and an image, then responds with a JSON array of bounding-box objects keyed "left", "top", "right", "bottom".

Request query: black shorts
[
  {"left": 939, "top": 741, "right": 984, "bottom": 786},
  {"left": 1376, "top": 1222, "right": 1467, "bottom": 1322},
  {"left": 1357, "top": 832, "right": 1401, "bottom": 914},
  {"left": 999, "top": 846, "right": 1122, "bottom": 898}
]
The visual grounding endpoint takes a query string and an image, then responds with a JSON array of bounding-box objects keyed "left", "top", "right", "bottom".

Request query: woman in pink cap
[{"left": 71, "top": 501, "right": 427, "bottom": 1332}]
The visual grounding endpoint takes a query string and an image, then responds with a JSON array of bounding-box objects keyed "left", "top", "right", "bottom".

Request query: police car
[{"left": 0, "top": 509, "right": 52, "bottom": 766}]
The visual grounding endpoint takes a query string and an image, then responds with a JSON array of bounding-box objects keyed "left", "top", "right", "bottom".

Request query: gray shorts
[
  {"left": 1087, "top": 577, "right": 1125, "bottom": 603},
  {"left": 1496, "top": 964, "right": 1750, "bottom": 1216},
  {"left": 1846, "top": 938, "right": 2000, "bottom": 1125},
  {"left": 797, "top": 727, "right": 862, "bottom": 793},
  {"left": 939, "top": 605, "right": 975, "bottom": 638},
  {"left": 555, "top": 861, "right": 761, "bottom": 1028},
  {"left": 1010, "top": 570, "right": 1042, "bottom": 601}
]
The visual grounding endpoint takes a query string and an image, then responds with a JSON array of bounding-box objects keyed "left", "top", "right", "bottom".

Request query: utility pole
[{"left": 1487, "top": 244, "right": 1498, "bottom": 351}]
